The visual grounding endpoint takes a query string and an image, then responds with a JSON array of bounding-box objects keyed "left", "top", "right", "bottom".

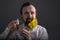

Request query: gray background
[{"left": 0, "top": 0, "right": 60, "bottom": 40}]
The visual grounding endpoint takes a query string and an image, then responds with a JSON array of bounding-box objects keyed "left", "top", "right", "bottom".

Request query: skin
[
  {"left": 21, "top": 5, "right": 37, "bottom": 40},
  {"left": 22, "top": 5, "right": 36, "bottom": 25},
  {"left": 8, "top": 5, "right": 37, "bottom": 39}
]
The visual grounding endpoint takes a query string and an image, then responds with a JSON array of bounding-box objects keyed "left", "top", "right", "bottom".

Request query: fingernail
[{"left": 17, "top": 18, "right": 19, "bottom": 25}]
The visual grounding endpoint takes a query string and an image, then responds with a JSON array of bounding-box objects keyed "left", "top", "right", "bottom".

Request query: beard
[{"left": 24, "top": 18, "right": 33, "bottom": 26}]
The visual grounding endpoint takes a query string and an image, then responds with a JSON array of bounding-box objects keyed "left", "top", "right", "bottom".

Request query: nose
[{"left": 28, "top": 13, "right": 32, "bottom": 18}]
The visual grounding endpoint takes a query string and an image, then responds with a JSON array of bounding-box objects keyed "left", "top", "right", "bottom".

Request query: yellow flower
[{"left": 28, "top": 18, "right": 38, "bottom": 30}]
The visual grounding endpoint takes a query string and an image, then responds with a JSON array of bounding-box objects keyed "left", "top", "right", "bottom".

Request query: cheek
[
  {"left": 33, "top": 14, "right": 36, "bottom": 18},
  {"left": 23, "top": 14, "right": 27, "bottom": 22}
]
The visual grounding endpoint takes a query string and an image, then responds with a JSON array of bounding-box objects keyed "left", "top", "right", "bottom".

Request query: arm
[
  {"left": 40, "top": 27, "right": 48, "bottom": 40},
  {"left": 0, "top": 27, "right": 10, "bottom": 39}
]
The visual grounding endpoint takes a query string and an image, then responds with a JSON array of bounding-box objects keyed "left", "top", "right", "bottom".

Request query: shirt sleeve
[{"left": 0, "top": 27, "right": 10, "bottom": 39}]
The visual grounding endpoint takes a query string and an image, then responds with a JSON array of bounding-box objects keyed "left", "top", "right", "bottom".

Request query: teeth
[{"left": 16, "top": 18, "right": 19, "bottom": 25}]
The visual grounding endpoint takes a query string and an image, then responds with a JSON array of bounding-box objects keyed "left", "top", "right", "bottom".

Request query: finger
[
  {"left": 21, "top": 32, "right": 29, "bottom": 39},
  {"left": 16, "top": 18, "right": 19, "bottom": 25},
  {"left": 10, "top": 20, "right": 17, "bottom": 24},
  {"left": 8, "top": 20, "right": 17, "bottom": 26},
  {"left": 22, "top": 29, "right": 29, "bottom": 34},
  {"left": 8, "top": 20, "right": 18, "bottom": 29},
  {"left": 22, "top": 31, "right": 28, "bottom": 36},
  {"left": 22, "top": 29, "right": 29, "bottom": 36}
]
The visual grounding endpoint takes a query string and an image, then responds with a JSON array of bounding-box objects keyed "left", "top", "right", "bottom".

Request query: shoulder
[
  {"left": 36, "top": 25, "right": 47, "bottom": 30},
  {"left": 36, "top": 25, "right": 48, "bottom": 34},
  {"left": 36, "top": 25, "right": 48, "bottom": 39}
]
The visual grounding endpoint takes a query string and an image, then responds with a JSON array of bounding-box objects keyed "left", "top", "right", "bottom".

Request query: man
[{"left": 0, "top": 2, "right": 48, "bottom": 40}]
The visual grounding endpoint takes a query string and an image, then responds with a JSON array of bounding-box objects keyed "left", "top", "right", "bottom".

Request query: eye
[
  {"left": 31, "top": 12, "right": 34, "bottom": 14},
  {"left": 24, "top": 12, "right": 29, "bottom": 14}
]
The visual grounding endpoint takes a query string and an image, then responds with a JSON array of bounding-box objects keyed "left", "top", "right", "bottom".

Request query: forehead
[{"left": 22, "top": 5, "right": 36, "bottom": 12}]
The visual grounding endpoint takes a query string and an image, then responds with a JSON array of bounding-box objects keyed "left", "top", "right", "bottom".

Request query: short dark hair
[{"left": 20, "top": 2, "right": 36, "bottom": 14}]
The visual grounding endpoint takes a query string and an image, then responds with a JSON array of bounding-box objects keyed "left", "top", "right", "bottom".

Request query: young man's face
[{"left": 22, "top": 5, "right": 36, "bottom": 24}]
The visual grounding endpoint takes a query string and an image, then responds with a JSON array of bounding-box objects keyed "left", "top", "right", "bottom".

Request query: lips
[
  {"left": 27, "top": 19, "right": 31, "bottom": 21},
  {"left": 26, "top": 18, "right": 32, "bottom": 22},
  {"left": 25, "top": 18, "right": 32, "bottom": 24}
]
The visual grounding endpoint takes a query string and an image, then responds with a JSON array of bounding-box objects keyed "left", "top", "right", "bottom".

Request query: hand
[
  {"left": 8, "top": 19, "right": 19, "bottom": 32},
  {"left": 21, "top": 29, "right": 31, "bottom": 40}
]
